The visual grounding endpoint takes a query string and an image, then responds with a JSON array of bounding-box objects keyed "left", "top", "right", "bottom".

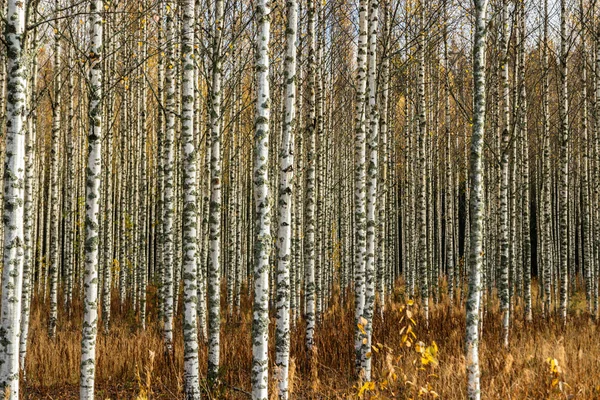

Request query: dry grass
[{"left": 21, "top": 283, "right": 600, "bottom": 399}]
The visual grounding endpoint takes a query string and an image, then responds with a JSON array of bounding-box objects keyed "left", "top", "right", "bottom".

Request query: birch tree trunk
[
  {"left": 0, "top": 0, "right": 26, "bottom": 396},
  {"left": 304, "top": 0, "right": 317, "bottom": 352},
  {"left": 353, "top": 0, "right": 368, "bottom": 374},
  {"left": 559, "top": 0, "right": 569, "bottom": 324},
  {"left": 518, "top": 0, "right": 531, "bottom": 322},
  {"left": 541, "top": 0, "right": 552, "bottom": 317},
  {"left": 162, "top": 0, "right": 176, "bottom": 355},
  {"left": 252, "top": 0, "right": 272, "bottom": 398},
  {"left": 465, "top": 0, "right": 489, "bottom": 398},
  {"left": 181, "top": 0, "right": 200, "bottom": 397},
  {"left": 275, "top": 0, "right": 297, "bottom": 396},
  {"left": 417, "top": 0, "right": 428, "bottom": 327},
  {"left": 208, "top": 0, "right": 225, "bottom": 381},
  {"left": 20, "top": 19, "right": 38, "bottom": 375},
  {"left": 363, "top": 0, "right": 379, "bottom": 381},
  {"left": 499, "top": 0, "right": 510, "bottom": 347},
  {"left": 80, "top": 1, "right": 103, "bottom": 398},
  {"left": 48, "top": 2, "right": 62, "bottom": 338}
]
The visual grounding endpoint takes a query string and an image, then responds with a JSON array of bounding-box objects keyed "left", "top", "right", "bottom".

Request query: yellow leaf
[
  {"left": 358, "top": 381, "right": 375, "bottom": 396},
  {"left": 357, "top": 323, "right": 366, "bottom": 335}
]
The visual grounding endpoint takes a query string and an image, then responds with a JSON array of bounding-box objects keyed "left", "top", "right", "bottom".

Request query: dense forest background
[{"left": 0, "top": 0, "right": 596, "bottom": 398}]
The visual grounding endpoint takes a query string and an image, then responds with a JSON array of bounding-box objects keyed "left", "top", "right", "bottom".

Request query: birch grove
[{"left": 0, "top": 0, "right": 598, "bottom": 398}]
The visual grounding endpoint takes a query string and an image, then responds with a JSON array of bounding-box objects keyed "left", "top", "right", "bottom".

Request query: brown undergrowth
[{"left": 21, "top": 283, "right": 600, "bottom": 399}]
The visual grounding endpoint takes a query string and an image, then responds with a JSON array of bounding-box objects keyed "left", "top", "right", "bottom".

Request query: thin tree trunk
[
  {"left": 208, "top": 0, "right": 225, "bottom": 381},
  {"left": 275, "top": 0, "right": 297, "bottom": 396},
  {"left": 80, "top": 1, "right": 103, "bottom": 398},
  {"left": 252, "top": 0, "right": 272, "bottom": 398},
  {"left": 181, "top": 0, "right": 200, "bottom": 396},
  {"left": 465, "top": 0, "right": 489, "bottom": 398}
]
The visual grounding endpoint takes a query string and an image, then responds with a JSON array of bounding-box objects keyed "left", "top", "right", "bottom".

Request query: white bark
[
  {"left": 162, "top": 1, "right": 176, "bottom": 354},
  {"left": 208, "top": 0, "right": 224, "bottom": 380},
  {"left": 20, "top": 21, "right": 38, "bottom": 374},
  {"left": 0, "top": 0, "right": 26, "bottom": 397},
  {"left": 354, "top": 0, "right": 368, "bottom": 374},
  {"left": 80, "top": 1, "right": 103, "bottom": 398},
  {"left": 465, "top": 0, "right": 489, "bottom": 398},
  {"left": 182, "top": 0, "right": 200, "bottom": 397},
  {"left": 275, "top": 0, "right": 297, "bottom": 397},
  {"left": 252, "top": 0, "right": 272, "bottom": 398},
  {"left": 363, "top": 0, "right": 379, "bottom": 380},
  {"left": 304, "top": 0, "right": 317, "bottom": 352},
  {"left": 48, "top": 2, "right": 61, "bottom": 338}
]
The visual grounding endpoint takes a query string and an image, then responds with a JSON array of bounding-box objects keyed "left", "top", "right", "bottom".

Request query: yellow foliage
[
  {"left": 546, "top": 357, "right": 560, "bottom": 374},
  {"left": 419, "top": 341, "right": 438, "bottom": 367},
  {"left": 358, "top": 381, "right": 375, "bottom": 397}
]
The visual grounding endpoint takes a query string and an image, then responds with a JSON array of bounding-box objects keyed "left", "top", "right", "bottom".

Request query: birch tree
[
  {"left": 275, "top": 0, "right": 298, "bottom": 396},
  {"left": 162, "top": 0, "right": 176, "bottom": 355},
  {"left": 354, "top": 0, "right": 368, "bottom": 374},
  {"left": 0, "top": 0, "right": 27, "bottom": 397},
  {"left": 181, "top": 0, "right": 200, "bottom": 396},
  {"left": 363, "top": 0, "right": 379, "bottom": 380},
  {"left": 465, "top": 0, "right": 489, "bottom": 398},
  {"left": 208, "top": 0, "right": 225, "bottom": 380},
  {"left": 48, "top": 0, "right": 61, "bottom": 338},
  {"left": 80, "top": 0, "right": 103, "bottom": 398},
  {"left": 559, "top": 0, "right": 569, "bottom": 324},
  {"left": 252, "top": 0, "right": 272, "bottom": 398}
]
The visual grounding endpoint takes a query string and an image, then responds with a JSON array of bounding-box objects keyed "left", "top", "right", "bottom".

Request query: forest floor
[{"left": 22, "top": 284, "right": 600, "bottom": 399}]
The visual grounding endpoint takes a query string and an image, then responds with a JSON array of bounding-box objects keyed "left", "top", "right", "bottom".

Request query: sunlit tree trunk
[
  {"left": 304, "top": 0, "right": 317, "bottom": 352},
  {"left": 363, "top": 0, "right": 379, "bottom": 380},
  {"left": 353, "top": 0, "right": 368, "bottom": 374},
  {"left": 181, "top": 0, "right": 200, "bottom": 396},
  {"left": 162, "top": 1, "right": 176, "bottom": 355},
  {"left": 20, "top": 18, "right": 38, "bottom": 375},
  {"left": 377, "top": 4, "right": 390, "bottom": 314},
  {"left": 252, "top": 0, "right": 272, "bottom": 398},
  {"left": 465, "top": 0, "right": 489, "bottom": 398},
  {"left": 0, "top": 0, "right": 26, "bottom": 396},
  {"left": 275, "top": 0, "right": 297, "bottom": 396},
  {"left": 80, "top": 1, "right": 103, "bottom": 398},
  {"left": 208, "top": 0, "right": 224, "bottom": 381},
  {"left": 498, "top": 0, "right": 510, "bottom": 347}
]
